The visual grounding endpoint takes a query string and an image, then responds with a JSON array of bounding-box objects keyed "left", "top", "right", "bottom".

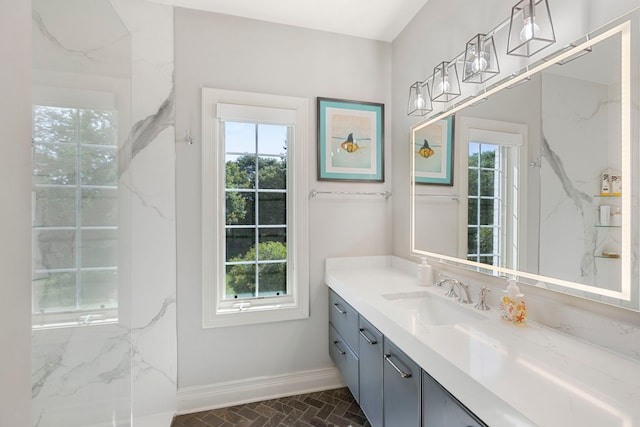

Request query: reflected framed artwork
[
  {"left": 317, "top": 97, "right": 384, "bottom": 182},
  {"left": 414, "top": 115, "right": 454, "bottom": 185}
]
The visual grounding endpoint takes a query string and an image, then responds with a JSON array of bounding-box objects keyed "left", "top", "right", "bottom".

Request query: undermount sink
[{"left": 381, "top": 291, "right": 487, "bottom": 326}]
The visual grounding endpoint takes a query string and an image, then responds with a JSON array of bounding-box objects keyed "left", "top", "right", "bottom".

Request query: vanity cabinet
[
  {"left": 422, "top": 371, "right": 487, "bottom": 427},
  {"left": 383, "top": 338, "right": 421, "bottom": 427},
  {"left": 328, "top": 287, "right": 486, "bottom": 427},
  {"left": 358, "top": 316, "right": 383, "bottom": 427}
]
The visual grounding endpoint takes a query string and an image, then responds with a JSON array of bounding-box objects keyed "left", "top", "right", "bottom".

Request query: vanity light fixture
[
  {"left": 463, "top": 33, "right": 500, "bottom": 83},
  {"left": 507, "top": 0, "right": 556, "bottom": 57},
  {"left": 407, "top": 80, "right": 432, "bottom": 116},
  {"left": 430, "top": 61, "right": 461, "bottom": 102}
]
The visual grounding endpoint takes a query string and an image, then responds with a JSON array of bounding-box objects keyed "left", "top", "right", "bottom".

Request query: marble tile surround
[
  {"left": 540, "top": 73, "right": 618, "bottom": 288},
  {"left": 31, "top": 1, "right": 176, "bottom": 426}
]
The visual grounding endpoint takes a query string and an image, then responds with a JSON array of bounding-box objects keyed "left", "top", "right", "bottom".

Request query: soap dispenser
[
  {"left": 500, "top": 278, "right": 527, "bottom": 325},
  {"left": 417, "top": 258, "right": 433, "bottom": 286}
]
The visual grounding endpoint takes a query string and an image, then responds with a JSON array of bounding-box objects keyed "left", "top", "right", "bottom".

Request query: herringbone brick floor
[{"left": 171, "top": 387, "right": 371, "bottom": 427}]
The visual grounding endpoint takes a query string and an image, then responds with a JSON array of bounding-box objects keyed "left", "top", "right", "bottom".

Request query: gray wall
[
  {"left": 174, "top": 8, "right": 392, "bottom": 389},
  {"left": 0, "top": 0, "right": 32, "bottom": 425}
]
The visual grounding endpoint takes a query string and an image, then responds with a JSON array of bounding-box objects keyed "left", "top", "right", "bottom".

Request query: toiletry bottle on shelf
[
  {"left": 611, "top": 174, "right": 622, "bottom": 196},
  {"left": 417, "top": 258, "right": 433, "bottom": 286},
  {"left": 601, "top": 172, "right": 611, "bottom": 196},
  {"left": 500, "top": 279, "right": 527, "bottom": 325}
]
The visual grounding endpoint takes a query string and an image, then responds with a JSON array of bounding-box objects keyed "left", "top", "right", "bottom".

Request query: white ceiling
[{"left": 147, "top": 0, "right": 430, "bottom": 42}]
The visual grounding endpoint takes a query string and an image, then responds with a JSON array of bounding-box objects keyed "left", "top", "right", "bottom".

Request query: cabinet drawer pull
[
  {"left": 333, "top": 340, "right": 347, "bottom": 355},
  {"left": 332, "top": 303, "right": 347, "bottom": 314},
  {"left": 359, "top": 328, "right": 378, "bottom": 345},
  {"left": 384, "top": 354, "right": 412, "bottom": 378}
]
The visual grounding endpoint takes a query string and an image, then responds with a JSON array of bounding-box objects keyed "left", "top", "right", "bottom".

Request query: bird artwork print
[{"left": 418, "top": 139, "right": 435, "bottom": 159}]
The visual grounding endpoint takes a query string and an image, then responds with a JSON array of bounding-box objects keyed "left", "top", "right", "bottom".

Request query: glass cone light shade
[
  {"left": 507, "top": 0, "right": 556, "bottom": 57},
  {"left": 463, "top": 33, "right": 500, "bottom": 84},
  {"left": 407, "top": 80, "right": 432, "bottom": 116},
  {"left": 431, "top": 61, "right": 461, "bottom": 103}
]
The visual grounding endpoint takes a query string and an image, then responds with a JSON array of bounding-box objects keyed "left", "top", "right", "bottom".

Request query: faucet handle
[{"left": 474, "top": 286, "right": 491, "bottom": 311}]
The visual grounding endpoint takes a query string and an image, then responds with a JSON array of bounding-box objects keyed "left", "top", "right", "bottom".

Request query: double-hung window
[{"left": 202, "top": 88, "right": 309, "bottom": 328}]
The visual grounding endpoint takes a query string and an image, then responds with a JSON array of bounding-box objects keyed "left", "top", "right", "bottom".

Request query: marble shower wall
[
  {"left": 540, "top": 72, "right": 622, "bottom": 295},
  {"left": 31, "top": 0, "right": 176, "bottom": 426}
]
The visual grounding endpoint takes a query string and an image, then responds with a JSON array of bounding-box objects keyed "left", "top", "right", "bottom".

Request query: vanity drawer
[
  {"left": 329, "top": 289, "right": 359, "bottom": 354},
  {"left": 329, "top": 323, "right": 359, "bottom": 402}
]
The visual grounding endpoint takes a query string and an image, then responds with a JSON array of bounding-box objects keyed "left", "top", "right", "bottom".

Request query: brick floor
[{"left": 171, "top": 387, "right": 371, "bottom": 427}]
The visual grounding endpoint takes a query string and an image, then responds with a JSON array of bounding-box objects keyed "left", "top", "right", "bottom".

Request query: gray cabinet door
[
  {"left": 383, "top": 338, "right": 421, "bottom": 427},
  {"left": 329, "top": 324, "right": 359, "bottom": 402},
  {"left": 422, "top": 371, "right": 487, "bottom": 427},
  {"left": 358, "top": 316, "right": 383, "bottom": 427}
]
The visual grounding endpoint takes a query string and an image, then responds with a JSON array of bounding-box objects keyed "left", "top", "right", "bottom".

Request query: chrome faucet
[
  {"left": 435, "top": 276, "right": 460, "bottom": 298},
  {"left": 436, "top": 276, "right": 473, "bottom": 304}
]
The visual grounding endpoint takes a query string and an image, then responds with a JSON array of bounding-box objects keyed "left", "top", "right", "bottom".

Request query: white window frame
[{"left": 202, "top": 88, "right": 309, "bottom": 328}]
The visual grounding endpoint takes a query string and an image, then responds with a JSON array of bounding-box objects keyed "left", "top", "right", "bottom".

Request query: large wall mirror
[{"left": 411, "top": 10, "right": 640, "bottom": 311}]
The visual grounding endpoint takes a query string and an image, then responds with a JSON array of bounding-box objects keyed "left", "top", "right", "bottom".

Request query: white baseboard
[{"left": 176, "top": 367, "right": 345, "bottom": 415}]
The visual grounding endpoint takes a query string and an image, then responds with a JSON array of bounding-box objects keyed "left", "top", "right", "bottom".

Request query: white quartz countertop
[{"left": 325, "top": 256, "right": 640, "bottom": 427}]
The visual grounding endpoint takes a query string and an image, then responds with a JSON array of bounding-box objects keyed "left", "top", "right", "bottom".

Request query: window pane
[
  {"left": 81, "top": 188, "right": 117, "bottom": 226},
  {"left": 467, "top": 226, "right": 478, "bottom": 255},
  {"left": 479, "top": 145, "right": 496, "bottom": 168},
  {"left": 226, "top": 228, "right": 255, "bottom": 261},
  {"left": 257, "top": 262, "right": 287, "bottom": 296},
  {"left": 225, "top": 191, "right": 255, "bottom": 225},
  {"left": 480, "top": 199, "right": 496, "bottom": 225},
  {"left": 257, "top": 124, "right": 287, "bottom": 156},
  {"left": 480, "top": 170, "right": 496, "bottom": 196},
  {"left": 480, "top": 256, "right": 495, "bottom": 265},
  {"left": 225, "top": 121, "right": 256, "bottom": 154},
  {"left": 32, "top": 143, "right": 77, "bottom": 186},
  {"left": 468, "top": 142, "right": 479, "bottom": 167},
  {"left": 479, "top": 227, "right": 495, "bottom": 255},
  {"left": 80, "top": 109, "right": 117, "bottom": 146},
  {"left": 225, "top": 263, "right": 255, "bottom": 299},
  {"left": 80, "top": 146, "right": 117, "bottom": 186},
  {"left": 258, "top": 192, "right": 286, "bottom": 225},
  {"left": 81, "top": 230, "right": 117, "bottom": 268},
  {"left": 33, "top": 230, "right": 76, "bottom": 270},
  {"left": 226, "top": 154, "right": 254, "bottom": 190},
  {"left": 468, "top": 168, "right": 478, "bottom": 196},
  {"left": 80, "top": 270, "right": 117, "bottom": 310},
  {"left": 468, "top": 198, "right": 478, "bottom": 225},
  {"left": 257, "top": 229, "right": 287, "bottom": 261},
  {"left": 258, "top": 156, "right": 286, "bottom": 190},
  {"left": 34, "top": 187, "right": 77, "bottom": 227},
  {"left": 33, "top": 106, "right": 77, "bottom": 144},
  {"left": 32, "top": 272, "right": 77, "bottom": 313}
]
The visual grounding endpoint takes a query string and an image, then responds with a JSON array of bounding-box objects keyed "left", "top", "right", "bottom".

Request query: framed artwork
[
  {"left": 413, "top": 115, "right": 454, "bottom": 185},
  {"left": 317, "top": 97, "right": 384, "bottom": 182}
]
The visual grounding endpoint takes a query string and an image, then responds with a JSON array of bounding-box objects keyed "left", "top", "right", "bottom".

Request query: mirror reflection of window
[
  {"left": 463, "top": 126, "right": 522, "bottom": 272},
  {"left": 467, "top": 142, "right": 503, "bottom": 266}
]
